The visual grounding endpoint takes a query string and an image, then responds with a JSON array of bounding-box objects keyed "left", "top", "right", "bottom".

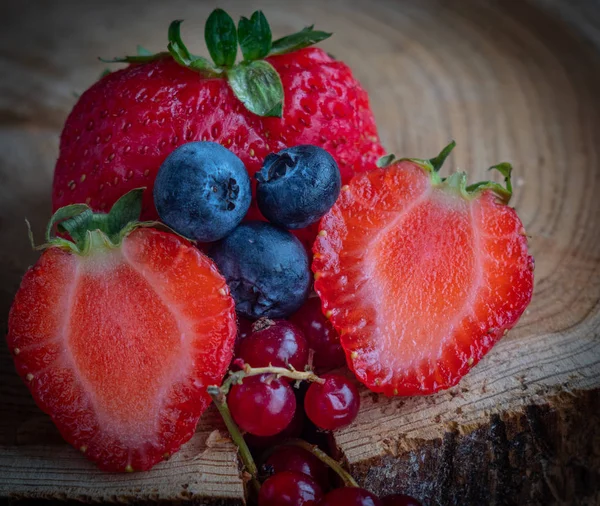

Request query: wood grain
[
  {"left": 1, "top": 0, "right": 599, "bottom": 504},
  {"left": 0, "top": 410, "right": 244, "bottom": 504}
]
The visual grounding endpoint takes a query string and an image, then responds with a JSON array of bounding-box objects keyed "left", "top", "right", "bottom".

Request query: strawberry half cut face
[
  {"left": 7, "top": 190, "right": 236, "bottom": 471},
  {"left": 313, "top": 144, "right": 534, "bottom": 395}
]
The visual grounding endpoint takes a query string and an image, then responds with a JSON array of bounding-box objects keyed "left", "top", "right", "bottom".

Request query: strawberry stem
[
  {"left": 281, "top": 439, "right": 359, "bottom": 488},
  {"left": 207, "top": 386, "right": 261, "bottom": 498}
]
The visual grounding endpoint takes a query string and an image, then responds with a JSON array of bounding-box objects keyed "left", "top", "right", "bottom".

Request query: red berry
[
  {"left": 7, "top": 197, "right": 236, "bottom": 471},
  {"left": 228, "top": 375, "right": 296, "bottom": 437},
  {"left": 53, "top": 13, "right": 385, "bottom": 251},
  {"left": 259, "top": 471, "right": 323, "bottom": 506},
  {"left": 290, "top": 298, "right": 346, "bottom": 372},
  {"left": 381, "top": 494, "right": 423, "bottom": 506},
  {"left": 304, "top": 374, "right": 360, "bottom": 430},
  {"left": 313, "top": 144, "right": 534, "bottom": 395},
  {"left": 238, "top": 317, "right": 254, "bottom": 340},
  {"left": 263, "top": 445, "right": 330, "bottom": 491},
  {"left": 320, "top": 487, "right": 382, "bottom": 506},
  {"left": 237, "top": 319, "right": 308, "bottom": 371},
  {"left": 245, "top": 402, "right": 305, "bottom": 450},
  {"left": 234, "top": 317, "right": 254, "bottom": 355}
]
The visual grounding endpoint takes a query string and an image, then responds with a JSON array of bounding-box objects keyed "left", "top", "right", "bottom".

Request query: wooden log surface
[{"left": 1, "top": 0, "right": 599, "bottom": 504}]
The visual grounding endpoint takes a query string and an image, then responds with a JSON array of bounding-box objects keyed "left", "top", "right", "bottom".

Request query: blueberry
[
  {"left": 256, "top": 145, "right": 341, "bottom": 229},
  {"left": 209, "top": 221, "right": 311, "bottom": 319},
  {"left": 153, "top": 141, "right": 251, "bottom": 242}
]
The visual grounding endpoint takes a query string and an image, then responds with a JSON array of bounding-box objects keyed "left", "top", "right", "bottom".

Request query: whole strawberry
[
  {"left": 313, "top": 143, "right": 534, "bottom": 395},
  {"left": 52, "top": 10, "right": 384, "bottom": 248},
  {"left": 7, "top": 190, "right": 237, "bottom": 471}
]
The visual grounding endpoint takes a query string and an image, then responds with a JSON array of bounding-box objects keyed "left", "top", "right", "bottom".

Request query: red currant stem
[
  {"left": 207, "top": 385, "right": 261, "bottom": 497},
  {"left": 282, "top": 438, "right": 359, "bottom": 488},
  {"left": 219, "top": 364, "right": 324, "bottom": 395}
]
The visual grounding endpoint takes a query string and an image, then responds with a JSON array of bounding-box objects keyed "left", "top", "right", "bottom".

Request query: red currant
[
  {"left": 319, "top": 487, "right": 382, "bottom": 506},
  {"left": 263, "top": 445, "right": 330, "bottom": 491},
  {"left": 237, "top": 319, "right": 309, "bottom": 371},
  {"left": 258, "top": 471, "right": 323, "bottom": 506},
  {"left": 290, "top": 298, "right": 346, "bottom": 371},
  {"left": 235, "top": 317, "right": 254, "bottom": 349},
  {"left": 245, "top": 403, "right": 305, "bottom": 450},
  {"left": 381, "top": 494, "right": 423, "bottom": 506},
  {"left": 228, "top": 375, "right": 296, "bottom": 436},
  {"left": 304, "top": 373, "right": 360, "bottom": 430}
]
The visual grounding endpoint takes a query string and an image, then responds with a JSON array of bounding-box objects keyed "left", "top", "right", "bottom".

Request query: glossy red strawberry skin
[
  {"left": 52, "top": 49, "right": 384, "bottom": 247},
  {"left": 7, "top": 228, "right": 236, "bottom": 471},
  {"left": 313, "top": 161, "right": 534, "bottom": 396}
]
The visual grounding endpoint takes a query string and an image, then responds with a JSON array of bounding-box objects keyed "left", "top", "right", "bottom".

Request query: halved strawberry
[
  {"left": 7, "top": 190, "right": 236, "bottom": 471},
  {"left": 313, "top": 142, "right": 534, "bottom": 396}
]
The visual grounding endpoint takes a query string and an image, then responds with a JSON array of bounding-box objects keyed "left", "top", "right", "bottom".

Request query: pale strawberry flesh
[
  {"left": 8, "top": 228, "right": 236, "bottom": 470},
  {"left": 313, "top": 162, "right": 534, "bottom": 395}
]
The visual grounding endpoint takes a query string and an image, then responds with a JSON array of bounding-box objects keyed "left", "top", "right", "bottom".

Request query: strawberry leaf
[
  {"left": 41, "top": 189, "right": 150, "bottom": 254},
  {"left": 25, "top": 219, "right": 36, "bottom": 250},
  {"left": 57, "top": 209, "right": 95, "bottom": 246},
  {"left": 98, "top": 68, "right": 111, "bottom": 80},
  {"left": 100, "top": 12, "right": 334, "bottom": 117},
  {"left": 429, "top": 140, "right": 456, "bottom": 172},
  {"left": 189, "top": 58, "right": 219, "bottom": 73},
  {"left": 99, "top": 53, "right": 170, "bottom": 64},
  {"left": 227, "top": 60, "right": 284, "bottom": 117},
  {"left": 387, "top": 143, "right": 514, "bottom": 204},
  {"left": 136, "top": 45, "right": 153, "bottom": 56},
  {"left": 238, "top": 11, "right": 272, "bottom": 61},
  {"left": 269, "top": 26, "right": 332, "bottom": 56},
  {"left": 443, "top": 172, "right": 468, "bottom": 195},
  {"left": 466, "top": 163, "right": 513, "bottom": 204},
  {"left": 167, "top": 20, "right": 192, "bottom": 64},
  {"left": 46, "top": 204, "right": 91, "bottom": 243},
  {"left": 205, "top": 9, "right": 238, "bottom": 68},
  {"left": 168, "top": 20, "right": 215, "bottom": 73},
  {"left": 400, "top": 141, "right": 456, "bottom": 185},
  {"left": 266, "top": 102, "right": 283, "bottom": 117},
  {"left": 106, "top": 188, "right": 144, "bottom": 240},
  {"left": 376, "top": 154, "right": 396, "bottom": 168},
  {"left": 378, "top": 141, "right": 456, "bottom": 172},
  {"left": 100, "top": 21, "right": 217, "bottom": 73}
]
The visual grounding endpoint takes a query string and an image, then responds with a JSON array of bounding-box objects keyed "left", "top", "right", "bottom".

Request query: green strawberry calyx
[
  {"left": 377, "top": 141, "right": 514, "bottom": 205},
  {"left": 100, "top": 9, "right": 332, "bottom": 118},
  {"left": 28, "top": 189, "right": 159, "bottom": 255}
]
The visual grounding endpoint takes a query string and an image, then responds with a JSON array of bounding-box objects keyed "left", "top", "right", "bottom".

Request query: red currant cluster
[
  {"left": 259, "top": 447, "right": 423, "bottom": 505},
  {"left": 207, "top": 302, "right": 423, "bottom": 505},
  {"left": 230, "top": 309, "right": 359, "bottom": 438}
]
